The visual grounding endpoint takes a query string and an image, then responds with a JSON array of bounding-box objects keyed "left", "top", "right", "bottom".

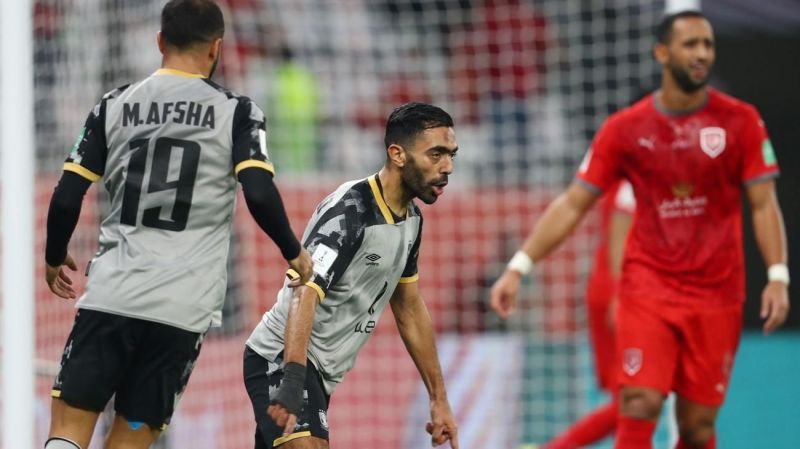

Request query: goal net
[{"left": 25, "top": 0, "right": 674, "bottom": 447}]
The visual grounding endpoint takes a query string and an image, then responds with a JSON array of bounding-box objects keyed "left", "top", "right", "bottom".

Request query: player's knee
[
  {"left": 620, "top": 388, "right": 663, "bottom": 420},
  {"left": 677, "top": 416, "right": 715, "bottom": 447},
  {"left": 45, "top": 437, "right": 83, "bottom": 449}
]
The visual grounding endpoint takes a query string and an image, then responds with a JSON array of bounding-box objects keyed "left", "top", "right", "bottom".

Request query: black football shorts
[
  {"left": 52, "top": 308, "right": 203, "bottom": 431},
  {"left": 243, "top": 346, "right": 330, "bottom": 448}
]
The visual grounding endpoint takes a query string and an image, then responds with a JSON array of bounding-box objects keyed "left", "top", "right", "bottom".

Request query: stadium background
[{"left": 2, "top": 0, "right": 798, "bottom": 448}]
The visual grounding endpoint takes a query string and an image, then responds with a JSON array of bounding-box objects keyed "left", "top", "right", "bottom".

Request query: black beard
[
  {"left": 669, "top": 61, "right": 709, "bottom": 94},
  {"left": 401, "top": 155, "right": 439, "bottom": 205}
]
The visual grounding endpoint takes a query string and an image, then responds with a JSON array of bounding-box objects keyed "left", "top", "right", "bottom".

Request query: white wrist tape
[
  {"left": 507, "top": 250, "right": 534, "bottom": 276},
  {"left": 767, "top": 264, "right": 790, "bottom": 285}
]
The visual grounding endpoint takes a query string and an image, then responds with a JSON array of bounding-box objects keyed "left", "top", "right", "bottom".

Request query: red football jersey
[
  {"left": 577, "top": 89, "right": 779, "bottom": 305},
  {"left": 587, "top": 180, "right": 635, "bottom": 307}
]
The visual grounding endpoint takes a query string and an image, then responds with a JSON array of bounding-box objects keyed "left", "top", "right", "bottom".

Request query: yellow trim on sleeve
[
  {"left": 285, "top": 269, "right": 326, "bottom": 301},
  {"left": 51, "top": 389, "right": 62, "bottom": 398},
  {"left": 306, "top": 281, "right": 325, "bottom": 301},
  {"left": 63, "top": 162, "right": 101, "bottom": 182},
  {"left": 154, "top": 68, "right": 206, "bottom": 78},
  {"left": 398, "top": 274, "right": 419, "bottom": 284},
  {"left": 368, "top": 174, "right": 395, "bottom": 224},
  {"left": 273, "top": 431, "right": 312, "bottom": 447},
  {"left": 235, "top": 160, "right": 275, "bottom": 175}
]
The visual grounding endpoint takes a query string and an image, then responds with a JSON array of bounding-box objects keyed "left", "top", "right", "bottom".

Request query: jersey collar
[
  {"left": 153, "top": 68, "right": 206, "bottom": 78},
  {"left": 368, "top": 174, "right": 406, "bottom": 224}
]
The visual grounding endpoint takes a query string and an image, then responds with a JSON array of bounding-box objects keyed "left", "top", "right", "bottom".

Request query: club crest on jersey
[
  {"left": 699, "top": 127, "right": 726, "bottom": 158},
  {"left": 623, "top": 348, "right": 643, "bottom": 376}
]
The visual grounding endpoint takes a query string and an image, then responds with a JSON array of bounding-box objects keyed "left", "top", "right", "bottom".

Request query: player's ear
[
  {"left": 156, "top": 32, "right": 166, "bottom": 55},
  {"left": 387, "top": 144, "right": 406, "bottom": 168},
  {"left": 210, "top": 37, "right": 223, "bottom": 61},
  {"left": 653, "top": 42, "right": 668, "bottom": 65}
]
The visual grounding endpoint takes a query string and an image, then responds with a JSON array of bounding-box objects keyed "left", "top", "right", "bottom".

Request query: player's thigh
[
  {"left": 49, "top": 398, "right": 102, "bottom": 449},
  {"left": 103, "top": 413, "right": 161, "bottom": 449},
  {"left": 52, "top": 309, "right": 136, "bottom": 418},
  {"left": 673, "top": 304, "right": 742, "bottom": 407},
  {"left": 114, "top": 320, "right": 204, "bottom": 433},
  {"left": 243, "top": 347, "right": 330, "bottom": 449},
  {"left": 616, "top": 297, "right": 680, "bottom": 395}
]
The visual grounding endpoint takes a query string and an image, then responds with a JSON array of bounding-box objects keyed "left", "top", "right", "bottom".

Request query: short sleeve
[
  {"left": 399, "top": 216, "right": 423, "bottom": 283},
  {"left": 232, "top": 98, "right": 275, "bottom": 176},
  {"left": 63, "top": 99, "right": 107, "bottom": 182},
  {"left": 740, "top": 106, "right": 780, "bottom": 185},
  {"left": 289, "top": 195, "right": 364, "bottom": 300},
  {"left": 575, "top": 117, "right": 624, "bottom": 193}
]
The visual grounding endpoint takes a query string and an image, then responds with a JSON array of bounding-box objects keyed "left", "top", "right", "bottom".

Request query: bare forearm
[
  {"left": 752, "top": 199, "right": 787, "bottom": 266},
  {"left": 520, "top": 184, "right": 596, "bottom": 262},
  {"left": 283, "top": 287, "right": 318, "bottom": 366},
  {"left": 394, "top": 299, "right": 447, "bottom": 401}
]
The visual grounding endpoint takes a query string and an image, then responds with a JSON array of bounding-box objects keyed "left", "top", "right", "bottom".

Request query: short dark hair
[
  {"left": 161, "top": 0, "right": 225, "bottom": 49},
  {"left": 384, "top": 103, "right": 454, "bottom": 149},
  {"left": 656, "top": 10, "right": 706, "bottom": 44}
]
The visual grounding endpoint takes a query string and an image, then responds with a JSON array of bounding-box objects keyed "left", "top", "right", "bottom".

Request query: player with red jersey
[
  {"left": 544, "top": 181, "right": 634, "bottom": 449},
  {"left": 491, "top": 11, "right": 789, "bottom": 449}
]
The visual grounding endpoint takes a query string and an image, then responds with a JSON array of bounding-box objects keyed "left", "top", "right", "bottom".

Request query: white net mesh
[{"left": 29, "top": 0, "right": 674, "bottom": 447}]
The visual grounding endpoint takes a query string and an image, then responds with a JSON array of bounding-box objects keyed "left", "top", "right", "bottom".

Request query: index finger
[
  {"left": 283, "top": 413, "right": 297, "bottom": 436},
  {"left": 447, "top": 426, "right": 459, "bottom": 449}
]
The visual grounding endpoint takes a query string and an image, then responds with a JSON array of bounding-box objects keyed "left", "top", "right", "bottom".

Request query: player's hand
[
  {"left": 287, "top": 248, "right": 313, "bottom": 287},
  {"left": 760, "top": 280, "right": 789, "bottom": 335},
  {"left": 45, "top": 254, "right": 78, "bottom": 299},
  {"left": 489, "top": 270, "right": 522, "bottom": 319},
  {"left": 267, "top": 403, "right": 297, "bottom": 436},
  {"left": 425, "top": 399, "right": 459, "bottom": 448}
]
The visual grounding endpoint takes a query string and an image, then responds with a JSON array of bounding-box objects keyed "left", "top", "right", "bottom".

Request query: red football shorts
[
  {"left": 587, "top": 295, "right": 616, "bottom": 392},
  {"left": 615, "top": 297, "right": 742, "bottom": 406}
]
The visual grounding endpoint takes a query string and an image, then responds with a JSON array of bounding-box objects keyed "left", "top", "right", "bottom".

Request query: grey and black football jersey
[
  {"left": 63, "top": 69, "right": 274, "bottom": 332},
  {"left": 247, "top": 174, "right": 422, "bottom": 394}
]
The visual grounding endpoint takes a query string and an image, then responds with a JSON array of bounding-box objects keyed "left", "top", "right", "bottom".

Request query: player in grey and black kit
[
  {"left": 43, "top": 2, "right": 313, "bottom": 448},
  {"left": 244, "top": 103, "right": 460, "bottom": 449}
]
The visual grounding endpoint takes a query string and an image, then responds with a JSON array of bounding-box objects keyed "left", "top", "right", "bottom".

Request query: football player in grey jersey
[
  {"left": 43, "top": 2, "right": 312, "bottom": 449},
  {"left": 243, "top": 103, "right": 460, "bottom": 449}
]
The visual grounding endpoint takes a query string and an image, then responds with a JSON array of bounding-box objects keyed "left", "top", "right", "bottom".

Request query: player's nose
[{"left": 440, "top": 155, "right": 454, "bottom": 174}]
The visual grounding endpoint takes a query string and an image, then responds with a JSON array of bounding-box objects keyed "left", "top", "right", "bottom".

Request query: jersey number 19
[{"left": 120, "top": 137, "right": 200, "bottom": 231}]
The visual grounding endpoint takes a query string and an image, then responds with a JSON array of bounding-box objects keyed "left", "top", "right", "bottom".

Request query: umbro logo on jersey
[{"left": 365, "top": 253, "right": 381, "bottom": 266}]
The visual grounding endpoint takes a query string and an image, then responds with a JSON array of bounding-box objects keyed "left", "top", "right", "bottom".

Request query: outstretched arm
[
  {"left": 238, "top": 168, "right": 312, "bottom": 286},
  {"left": 45, "top": 171, "right": 91, "bottom": 299},
  {"left": 490, "top": 181, "right": 600, "bottom": 319},
  {"left": 746, "top": 180, "right": 789, "bottom": 334},
  {"left": 267, "top": 285, "right": 319, "bottom": 435},
  {"left": 391, "top": 281, "right": 459, "bottom": 448}
]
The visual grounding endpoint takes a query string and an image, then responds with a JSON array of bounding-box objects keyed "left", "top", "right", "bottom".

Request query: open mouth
[
  {"left": 431, "top": 181, "right": 448, "bottom": 196},
  {"left": 690, "top": 63, "right": 708, "bottom": 79}
]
